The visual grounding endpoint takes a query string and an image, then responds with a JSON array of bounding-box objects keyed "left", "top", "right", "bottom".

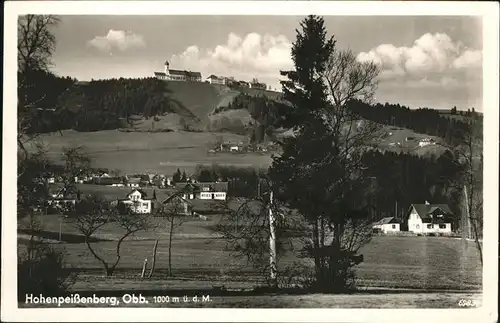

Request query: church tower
[{"left": 164, "top": 61, "right": 170, "bottom": 75}]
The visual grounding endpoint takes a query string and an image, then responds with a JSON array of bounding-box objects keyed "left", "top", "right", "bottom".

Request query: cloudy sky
[{"left": 50, "top": 15, "right": 483, "bottom": 111}]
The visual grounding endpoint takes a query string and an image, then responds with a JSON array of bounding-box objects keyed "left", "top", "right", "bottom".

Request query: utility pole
[
  {"left": 268, "top": 189, "right": 277, "bottom": 288},
  {"left": 463, "top": 185, "right": 472, "bottom": 240}
]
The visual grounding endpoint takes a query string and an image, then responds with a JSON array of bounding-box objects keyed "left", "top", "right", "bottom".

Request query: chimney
[{"left": 425, "top": 201, "right": 430, "bottom": 205}]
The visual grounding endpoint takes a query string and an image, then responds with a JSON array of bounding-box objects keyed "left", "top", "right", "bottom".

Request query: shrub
[{"left": 18, "top": 243, "right": 75, "bottom": 300}]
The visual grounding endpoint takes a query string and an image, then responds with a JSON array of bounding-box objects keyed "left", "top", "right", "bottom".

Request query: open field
[
  {"left": 27, "top": 130, "right": 272, "bottom": 174},
  {"left": 19, "top": 214, "right": 482, "bottom": 292}
]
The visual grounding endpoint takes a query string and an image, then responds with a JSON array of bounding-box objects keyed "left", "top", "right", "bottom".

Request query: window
[
  {"left": 392, "top": 224, "right": 396, "bottom": 229},
  {"left": 439, "top": 224, "right": 447, "bottom": 229},
  {"left": 142, "top": 203, "right": 148, "bottom": 208},
  {"left": 427, "top": 224, "right": 432, "bottom": 229},
  {"left": 416, "top": 225, "right": 420, "bottom": 229}
]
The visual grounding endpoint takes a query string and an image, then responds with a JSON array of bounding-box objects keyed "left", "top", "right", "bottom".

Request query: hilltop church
[{"left": 154, "top": 61, "right": 202, "bottom": 82}]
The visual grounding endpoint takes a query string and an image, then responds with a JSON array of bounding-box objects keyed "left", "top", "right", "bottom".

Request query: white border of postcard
[{"left": 2, "top": 1, "right": 499, "bottom": 322}]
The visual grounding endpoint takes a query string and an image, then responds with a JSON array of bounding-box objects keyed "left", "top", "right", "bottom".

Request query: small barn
[{"left": 373, "top": 217, "right": 401, "bottom": 234}]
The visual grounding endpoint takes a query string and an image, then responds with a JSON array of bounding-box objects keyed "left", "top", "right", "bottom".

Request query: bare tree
[
  {"left": 18, "top": 15, "right": 60, "bottom": 155},
  {"left": 451, "top": 117, "right": 483, "bottom": 265},
  {"left": 154, "top": 197, "right": 188, "bottom": 276},
  {"left": 71, "top": 195, "right": 150, "bottom": 276}
]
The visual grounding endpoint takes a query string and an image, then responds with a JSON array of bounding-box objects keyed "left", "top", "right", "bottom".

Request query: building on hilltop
[
  {"left": 154, "top": 61, "right": 202, "bottom": 82},
  {"left": 206, "top": 74, "right": 227, "bottom": 85},
  {"left": 249, "top": 80, "right": 267, "bottom": 90}
]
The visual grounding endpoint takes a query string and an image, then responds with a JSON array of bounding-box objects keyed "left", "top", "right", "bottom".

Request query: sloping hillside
[{"left": 165, "top": 81, "right": 222, "bottom": 122}]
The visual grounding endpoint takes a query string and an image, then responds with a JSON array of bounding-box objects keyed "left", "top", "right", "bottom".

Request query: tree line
[
  {"left": 346, "top": 99, "right": 481, "bottom": 145},
  {"left": 24, "top": 76, "right": 174, "bottom": 133},
  {"left": 213, "top": 93, "right": 289, "bottom": 143}
]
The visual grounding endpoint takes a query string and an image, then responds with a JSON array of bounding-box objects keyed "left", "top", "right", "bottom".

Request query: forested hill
[
  {"left": 25, "top": 72, "right": 481, "bottom": 150},
  {"left": 346, "top": 99, "right": 481, "bottom": 146}
]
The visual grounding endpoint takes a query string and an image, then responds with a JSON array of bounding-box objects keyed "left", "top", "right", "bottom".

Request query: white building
[
  {"left": 117, "top": 189, "right": 153, "bottom": 214},
  {"left": 175, "top": 182, "right": 228, "bottom": 201},
  {"left": 407, "top": 202, "right": 453, "bottom": 234},
  {"left": 373, "top": 217, "right": 401, "bottom": 234},
  {"left": 154, "top": 61, "right": 202, "bottom": 82},
  {"left": 206, "top": 74, "right": 227, "bottom": 85},
  {"left": 419, "top": 138, "right": 436, "bottom": 147}
]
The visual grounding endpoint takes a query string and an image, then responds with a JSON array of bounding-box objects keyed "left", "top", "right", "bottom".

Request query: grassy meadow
[
  {"left": 27, "top": 129, "right": 273, "bottom": 175},
  {"left": 19, "top": 214, "right": 482, "bottom": 293}
]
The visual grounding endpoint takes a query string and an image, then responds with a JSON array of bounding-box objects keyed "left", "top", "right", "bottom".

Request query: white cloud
[
  {"left": 357, "top": 33, "right": 482, "bottom": 80},
  {"left": 88, "top": 30, "right": 146, "bottom": 52},
  {"left": 169, "top": 32, "right": 293, "bottom": 88}
]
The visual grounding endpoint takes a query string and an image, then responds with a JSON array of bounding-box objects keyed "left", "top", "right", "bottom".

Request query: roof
[
  {"left": 409, "top": 204, "right": 453, "bottom": 223},
  {"left": 94, "top": 177, "right": 124, "bottom": 185},
  {"left": 207, "top": 74, "right": 224, "bottom": 80},
  {"left": 154, "top": 72, "right": 166, "bottom": 76},
  {"left": 374, "top": 217, "right": 399, "bottom": 225},
  {"left": 127, "top": 178, "right": 141, "bottom": 184},
  {"left": 64, "top": 184, "right": 175, "bottom": 203},
  {"left": 128, "top": 188, "right": 149, "bottom": 199},
  {"left": 48, "top": 184, "right": 79, "bottom": 200},
  {"left": 167, "top": 69, "right": 202, "bottom": 78},
  {"left": 175, "top": 182, "right": 229, "bottom": 192}
]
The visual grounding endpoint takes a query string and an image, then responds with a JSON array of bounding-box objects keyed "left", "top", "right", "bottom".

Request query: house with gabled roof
[
  {"left": 117, "top": 189, "right": 154, "bottom": 214},
  {"left": 407, "top": 202, "right": 453, "bottom": 234},
  {"left": 175, "top": 181, "right": 229, "bottom": 200},
  {"left": 373, "top": 217, "right": 401, "bottom": 234},
  {"left": 206, "top": 74, "right": 227, "bottom": 85},
  {"left": 47, "top": 185, "right": 81, "bottom": 212}
]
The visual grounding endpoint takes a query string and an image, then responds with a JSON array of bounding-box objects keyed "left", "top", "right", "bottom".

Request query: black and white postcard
[{"left": 2, "top": 1, "right": 499, "bottom": 322}]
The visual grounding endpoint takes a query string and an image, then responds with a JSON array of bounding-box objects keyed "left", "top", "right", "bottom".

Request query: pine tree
[{"left": 172, "top": 168, "right": 181, "bottom": 183}]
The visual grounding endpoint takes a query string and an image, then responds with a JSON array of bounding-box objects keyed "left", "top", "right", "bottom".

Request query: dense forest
[
  {"left": 23, "top": 72, "right": 481, "bottom": 150},
  {"left": 23, "top": 73, "right": 173, "bottom": 133},
  {"left": 186, "top": 149, "right": 465, "bottom": 228},
  {"left": 346, "top": 99, "right": 480, "bottom": 145},
  {"left": 213, "top": 93, "right": 289, "bottom": 143}
]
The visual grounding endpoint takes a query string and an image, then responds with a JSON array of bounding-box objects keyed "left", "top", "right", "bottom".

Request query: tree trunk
[
  {"left": 168, "top": 217, "right": 174, "bottom": 276},
  {"left": 141, "top": 258, "right": 148, "bottom": 278},
  {"left": 268, "top": 190, "right": 277, "bottom": 288},
  {"left": 148, "top": 239, "right": 159, "bottom": 278},
  {"left": 311, "top": 218, "right": 322, "bottom": 283}
]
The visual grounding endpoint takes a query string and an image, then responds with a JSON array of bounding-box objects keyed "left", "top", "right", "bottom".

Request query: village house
[
  {"left": 154, "top": 61, "right": 202, "bottom": 82},
  {"left": 93, "top": 176, "right": 125, "bottom": 186},
  {"left": 175, "top": 181, "right": 229, "bottom": 200},
  {"left": 407, "top": 202, "right": 453, "bottom": 234},
  {"left": 372, "top": 217, "right": 401, "bottom": 234},
  {"left": 125, "top": 174, "right": 150, "bottom": 187},
  {"left": 249, "top": 81, "right": 267, "bottom": 90},
  {"left": 162, "top": 194, "right": 192, "bottom": 216},
  {"left": 47, "top": 186, "right": 80, "bottom": 213},
  {"left": 206, "top": 74, "right": 227, "bottom": 85},
  {"left": 419, "top": 138, "right": 436, "bottom": 147},
  {"left": 116, "top": 189, "right": 154, "bottom": 214}
]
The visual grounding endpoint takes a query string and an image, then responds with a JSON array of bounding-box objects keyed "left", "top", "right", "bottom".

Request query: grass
[
  {"left": 27, "top": 129, "right": 272, "bottom": 175},
  {"left": 19, "top": 214, "right": 482, "bottom": 292}
]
